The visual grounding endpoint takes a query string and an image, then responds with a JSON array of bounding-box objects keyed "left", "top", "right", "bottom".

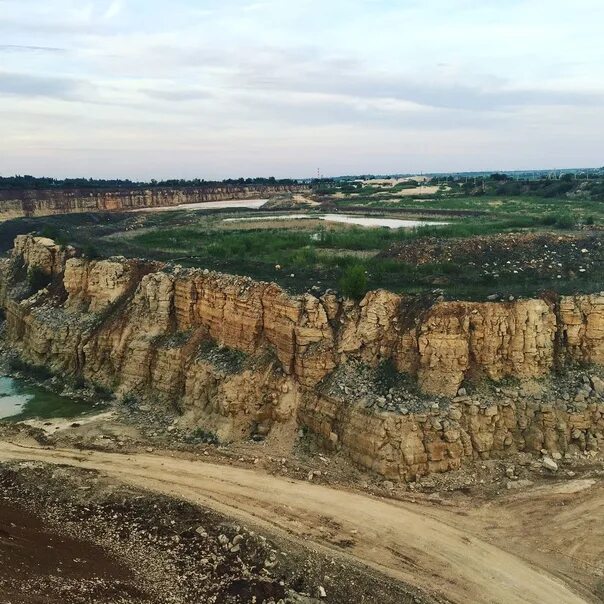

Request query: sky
[{"left": 1, "top": 0, "right": 603, "bottom": 179}]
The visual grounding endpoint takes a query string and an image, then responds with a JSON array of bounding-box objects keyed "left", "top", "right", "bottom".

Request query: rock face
[
  {"left": 411, "top": 300, "right": 558, "bottom": 395},
  {"left": 1, "top": 235, "right": 603, "bottom": 478},
  {"left": 12, "top": 235, "right": 77, "bottom": 276},
  {"left": 0, "top": 185, "right": 309, "bottom": 220},
  {"left": 299, "top": 392, "right": 603, "bottom": 480},
  {"left": 63, "top": 257, "right": 160, "bottom": 313},
  {"left": 559, "top": 295, "right": 604, "bottom": 366}
]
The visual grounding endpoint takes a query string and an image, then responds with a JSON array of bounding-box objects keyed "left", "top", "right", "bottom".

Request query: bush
[
  {"left": 339, "top": 264, "right": 368, "bottom": 300},
  {"left": 39, "top": 226, "right": 68, "bottom": 246},
  {"left": 92, "top": 382, "right": 114, "bottom": 399},
  {"left": 121, "top": 393, "right": 140, "bottom": 410},
  {"left": 27, "top": 267, "right": 51, "bottom": 292},
  {"left": 72, "top": 375, "right": 87, "bottom": 390},
  {"left": 82, "top": 243, "right": 101, "bottom": 259},
  {"left": 554, "top": 213, "right": 576, "bottom": 229}
]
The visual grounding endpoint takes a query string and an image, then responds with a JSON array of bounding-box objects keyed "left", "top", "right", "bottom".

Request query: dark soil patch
[
  {"left": 0, "top": 462, "right": 425, "bottom": 604},
  {"left": 0, "top": 503, "right": 146, "bottom": 604},
  {"left": 382, "top": 231, "right": 603, "bottom": 279}
]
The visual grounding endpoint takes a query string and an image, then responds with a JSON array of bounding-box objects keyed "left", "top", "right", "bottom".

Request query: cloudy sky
[{"left": 1, "top": 0, "right": 603, "bottom": 179}]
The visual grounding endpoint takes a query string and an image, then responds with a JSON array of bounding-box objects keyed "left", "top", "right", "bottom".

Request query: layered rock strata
[
  {"left": 1, "top": 235, "right": 602, "bottom": 479},
  {"left": 0, "top": 185, "right": 309, "bottom": 220},
  {"left": 300, "top": 387, "right": 603, "bottom": 480}
]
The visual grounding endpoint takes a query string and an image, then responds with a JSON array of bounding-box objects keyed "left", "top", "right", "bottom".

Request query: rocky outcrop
[
  {"left": 300, "top": 387, "right": 604, "bottom": 480},
  {"left": 63, "top": 257, "right": 161, "bottom": 313},
  {"left": 560, "top": 295, "right": 604, "bottom": 366},
  {"left": 0, "top": 185, "right": 310, "bottom": 220},
  {"left": 1, "top": 235, "right": 603, "bottom": 478},
  {"left": 410, "top": 300, "right": 558, "bottom": 395},
  {"left": 13, "top": 234, "right": 77, "bottom": 276}
]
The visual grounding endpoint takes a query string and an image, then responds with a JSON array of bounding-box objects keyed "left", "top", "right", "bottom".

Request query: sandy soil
[
  {"left": 133, "top": 199, "right": 268, "bottom": 213},
  {"left": 0, "top": 440, "right": 600, "bottom": 604},
  {"left": 392, "top": 186, "right": 441, "bottom": 197}
]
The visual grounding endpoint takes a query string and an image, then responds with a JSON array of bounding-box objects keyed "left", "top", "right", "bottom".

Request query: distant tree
[{"left": 0, "top": 175, "right": 299, "bottom": 190}]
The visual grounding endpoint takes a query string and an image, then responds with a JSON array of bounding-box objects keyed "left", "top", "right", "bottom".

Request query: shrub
[
  {"left": 39, "top": 226, "right": 68, "bottom": 246},
  {"left": 339, "top": 264, "right": 368, "bottom": 300},
  {"left": 121, "top": 393, "right": 140, "bottom": 410},
  {"left": 82, "top": 243, "right": 101, "bottom": 259},
  {"left": 92, "top": 382, "right": 114, "bottom": 399},
  {"left": 27, "top": 267, "right": 51, "bottom": 292},
  {"left": 554, "top": 213, "right": 576, "bottom": 229},
  {"left": 72, "top": 375, "right": 87, "bottom": 390}
]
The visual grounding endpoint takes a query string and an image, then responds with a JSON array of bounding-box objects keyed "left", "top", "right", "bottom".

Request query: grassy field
[
  {"left": 332, "top": 193, "right": 603, "bottom": 223},
  {"left": 125, "top": 219, "right": 602, "bottom": 298},
  {"left": 1, "top": 182, "right": 602, "bottom": 300}
]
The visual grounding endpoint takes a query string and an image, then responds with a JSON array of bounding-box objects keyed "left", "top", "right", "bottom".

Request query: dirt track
[{"left": 0, "top": 441, "right": 600, "bottom": 604}]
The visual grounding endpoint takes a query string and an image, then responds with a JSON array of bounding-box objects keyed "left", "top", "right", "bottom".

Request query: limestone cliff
[
  {"left": 0, "top": 185, "right": 310, "bottom": 220},
  {"left": 1, "top": 235, "right": 603, "bottom": 479},
  {"left": 12, "top": 235, "right": 77, "bottom": 276},
  {"left": 300, "top": 388, "right": 603, "bottom": 480}
]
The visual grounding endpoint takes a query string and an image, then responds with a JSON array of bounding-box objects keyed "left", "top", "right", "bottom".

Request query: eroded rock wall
[
  {"left": 13, "top": 234, "right": 77, "bottom": 276},
  {"left": 1, "top": 235, "right": 603, "bottom": 477},
  {"left": 300, "top": 390, "right": 603, "bottom": 480},
  {"left": 0, "top": 185, "right": 310, "bottom": 220}
]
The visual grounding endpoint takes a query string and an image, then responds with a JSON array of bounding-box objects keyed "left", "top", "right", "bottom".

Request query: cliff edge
[{"left": 1, "top": 235, "right": 602, "bottom": 479}]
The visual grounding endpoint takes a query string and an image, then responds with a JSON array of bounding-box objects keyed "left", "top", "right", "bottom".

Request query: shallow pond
[
  {"left": 0, "top": 375, "right": 97, "bottom": 421},
  {"left": 320, "top": 214, "right": 448, "bottom": 229},
  {"left": 224, "top": 213, "right": 448, "bottom": 229}
]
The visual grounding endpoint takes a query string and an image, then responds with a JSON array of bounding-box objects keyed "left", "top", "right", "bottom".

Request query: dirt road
[{"left": 0, "top": 441, "right": 595, "bottom": 604}]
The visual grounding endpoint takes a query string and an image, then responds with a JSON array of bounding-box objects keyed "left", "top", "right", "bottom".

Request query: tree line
[{"left": 0, "top": 175, "right": 299, "bottom": 190}]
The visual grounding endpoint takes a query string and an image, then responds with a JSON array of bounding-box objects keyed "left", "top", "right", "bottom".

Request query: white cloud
[
  {"left": 1, "top": 0, "right": 603, "bottom": 178},
  {"left": 103, "top": 0, "right": 123, "bottom": 20}
]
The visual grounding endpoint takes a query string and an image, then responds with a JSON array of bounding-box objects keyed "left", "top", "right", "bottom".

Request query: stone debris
[{"left": 541, "top": 457, "right": 559, "bottom": 472}]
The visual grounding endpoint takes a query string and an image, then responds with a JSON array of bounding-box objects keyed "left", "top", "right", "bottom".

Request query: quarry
[
  {"left": 0, "top": 180, "right": 603, "bottom": 603},
  {"left": 3, "top": 1, "right": 604, "bottom": 601}
]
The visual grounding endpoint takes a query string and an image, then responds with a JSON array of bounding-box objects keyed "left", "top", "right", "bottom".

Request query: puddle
[
  {"left": 223, "top": 214, "right": 313, "bottom": 222},
  {"left": 0, "top": 375, "right": 98, "bottom": 421},
  {"left": 320, "top": 214, "right": 448, "bottom": 229},
  {"left": 224, "top": 213, "right": 448, "bottom": 229}
]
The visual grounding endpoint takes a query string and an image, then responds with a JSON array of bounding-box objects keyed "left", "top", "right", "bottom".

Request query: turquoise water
[{"left": 0, "top": 375, "right": 97, "bottom": 421}]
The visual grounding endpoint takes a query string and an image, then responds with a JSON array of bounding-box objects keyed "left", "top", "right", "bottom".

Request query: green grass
[
  {"left": 333, "top": 193, "right": 604, "bottom": 225},
  {"left": 2, "top": 187, "right": 602, "bottom": 300},
  {"left": 130, "top": 213, "right": 584, "bottom": 261},
  {"left": 123, "top": 217, "right": 602, "bottom": 298}
]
